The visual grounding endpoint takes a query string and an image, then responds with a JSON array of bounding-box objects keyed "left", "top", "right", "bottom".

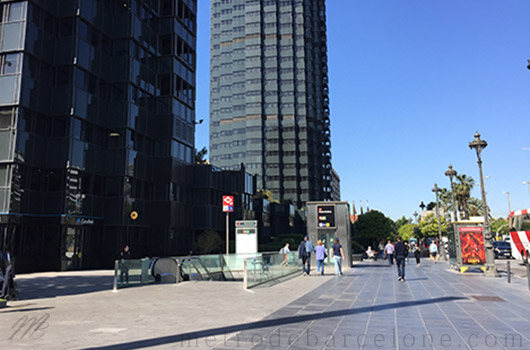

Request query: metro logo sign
[
  {"left": 317, "top": 205, "right": 335, "bottom": 228},
  {"left": 223, "top": 195, "right": 234, "bottom": 212}
]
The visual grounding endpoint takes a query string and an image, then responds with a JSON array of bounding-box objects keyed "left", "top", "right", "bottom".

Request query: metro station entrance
[{"left": 61, "top": 226, "right": 84, "bottom": 270}]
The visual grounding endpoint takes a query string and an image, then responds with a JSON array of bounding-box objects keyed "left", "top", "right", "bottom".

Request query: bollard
[
  {"left": 526, "top": 263, "right": 530, "bottom": 291},
  {"left": 525, "top": 250, "right": 530, "bottom": 291},
  {"left": 507, "top": 260, "right": 511, "bottom": 284},
  {"left": 112, "top": 260, "right": 119, "bottom": 292}
]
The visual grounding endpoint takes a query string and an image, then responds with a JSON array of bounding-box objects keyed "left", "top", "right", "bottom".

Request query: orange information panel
[{"left": 459, "top": 226, "right": 486, "bottom": 265}]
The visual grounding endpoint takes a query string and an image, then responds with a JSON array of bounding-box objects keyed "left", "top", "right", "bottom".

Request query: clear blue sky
[{"left": 195, "top": 0, "right": 530, "bottom": 220}]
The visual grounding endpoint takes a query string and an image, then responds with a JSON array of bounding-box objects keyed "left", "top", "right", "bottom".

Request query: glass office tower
[
  {"left": 209, "top": 0, "right": 332, "bottom": 209},
  {"left": 0, "top": 0, "right": 198, "bottom": 272}
]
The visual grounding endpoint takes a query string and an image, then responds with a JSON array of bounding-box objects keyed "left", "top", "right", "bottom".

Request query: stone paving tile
[{"left": 215, "top": 259, "right": 530, "bottom": 350}]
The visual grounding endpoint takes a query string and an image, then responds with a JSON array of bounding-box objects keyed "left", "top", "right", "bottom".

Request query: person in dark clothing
[
  {"left": 394, "top": 237, "right": 407, "bottom": 281},
  {"left": 0, "top": 250, "right": 16, "bottom": 299},
  {"left": 414, "top": 245, "right": 421, "bottom": 267},
  {"left": 298, "top": 236, "right": 313, "bottom": 275},
  {"left": 119, "top": 245, "right": 131, "bottom": 284}
]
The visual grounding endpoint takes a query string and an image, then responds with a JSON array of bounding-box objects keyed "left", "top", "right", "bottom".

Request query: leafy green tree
[
  {"left": 467, "top": 197, "right": 485, "bottom": 217},
  {"left": 394, "top": 216, "right": 410, "bottom": 231},
  {"left": 455, "top": 174, "right": 475, "bottom": 219},
  {"left": 254, "top": 189, "right": 279, "bottom": 203},
  {"left": 438, "top": 187, "right": 455, "bottom": 214},
  {"left": 196, "top": 230, "right": 224, "bottom": 254},
  {"left": 490, "top": 218, "right": 509, "bottom": 239},
  {"left": 353, "top": 210, "right": 396, "bottom": 248},
  {"left": 398, "top": 223, "right": 417, "bottom": 242},
  {"left": 418, "top": 213, "right": 447, "bottom": 237},
  {"left": 194, "top": 147, "right": 208, "bottom": 164}
]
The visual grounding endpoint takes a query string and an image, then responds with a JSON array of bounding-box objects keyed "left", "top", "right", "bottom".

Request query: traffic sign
[{"left": 223, "top": 195, "right": 234, "bottom": 212}]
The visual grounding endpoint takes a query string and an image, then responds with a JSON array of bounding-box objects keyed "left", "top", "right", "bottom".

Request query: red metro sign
[{"left": 223, "top": 195, "right": 234, "bottom": 212}]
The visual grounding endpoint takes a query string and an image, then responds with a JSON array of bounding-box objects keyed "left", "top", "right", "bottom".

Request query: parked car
[{"left": 492, "top": 241, "right": 512, "bottom": 259}]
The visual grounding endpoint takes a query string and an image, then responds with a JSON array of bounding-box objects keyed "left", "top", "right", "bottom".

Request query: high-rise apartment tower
[{"left": 209, "top": 0, "right": 332, "bottom": 208}]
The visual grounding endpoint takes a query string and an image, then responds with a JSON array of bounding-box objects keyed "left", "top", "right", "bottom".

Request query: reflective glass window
[
  {"left": 59, "top": 17, "right": 74, "bottom": 37},
  {"left": 7, "top": 2, "right": 25, "bottom": 22},
  {"left": 0, "top": 53, "right": 21, "bottom": 75}
]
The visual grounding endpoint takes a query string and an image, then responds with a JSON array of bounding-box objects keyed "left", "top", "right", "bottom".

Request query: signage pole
[{"left": 226, "top": 212, "right": 229, "bottom": 255}]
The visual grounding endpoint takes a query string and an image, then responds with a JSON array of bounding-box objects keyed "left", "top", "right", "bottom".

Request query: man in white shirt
[{"left": 384, "top": 240, "right": 395, "bottom": 265}]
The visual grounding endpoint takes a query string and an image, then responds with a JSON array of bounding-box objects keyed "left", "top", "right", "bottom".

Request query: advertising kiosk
[{"left": 448, "top": 221, "right": 486, "bottom": 273}]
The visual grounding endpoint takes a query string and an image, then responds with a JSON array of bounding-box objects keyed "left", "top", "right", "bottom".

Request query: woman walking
[
  {"left": 315, "top": 240, "right": 326, "bottom": 275},
  {"left": 331, "top": 238, "right": 345, "bottom": 276}
]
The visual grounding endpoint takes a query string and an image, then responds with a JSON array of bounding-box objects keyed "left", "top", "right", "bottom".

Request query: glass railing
[
  {"left": 113, "top": 258, "right": 155, "bottom": 290},
  {"left": 243, "top": 251, "right": 302, "bottom": 289},
  {"left": 113, "top": 252, "right": 298, "bottom": 290}
]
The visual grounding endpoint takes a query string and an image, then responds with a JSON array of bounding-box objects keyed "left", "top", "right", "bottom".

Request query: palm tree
[
  {"left": 454, "top": 174, "right": 475, "bottom": 219},
  {"left": 467, "top": 197, "right": 484, "bottom": 217}
]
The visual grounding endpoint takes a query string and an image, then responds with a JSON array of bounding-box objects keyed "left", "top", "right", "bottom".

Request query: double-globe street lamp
[
  {"left": 469, "top": 132, "right": 499, "bottom": 277},
  {"left": 432, "top": 183, "right": 445, "bottom": 261}
]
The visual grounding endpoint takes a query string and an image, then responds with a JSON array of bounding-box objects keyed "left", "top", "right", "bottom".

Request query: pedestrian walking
[
  {"left": 298, "top": 236, "right": 313, "bottom": 275},
  {"left": 414, "top": 245, "right": 421, "bottom": 267},
  {"left": 394, "top": 237, "right": 407, "bottom": 281},
  {"left": 119, "top": 245, "right": 131, "bottom": 284},
  {"left": 429, "top": 241, "right": 438, "bottom": 263},
  {"left": 384, "top": 240, "right": 394, "bottom": 265},
  {"left": 279, "top": 243, "right": 290, "bottom": 266},
  {"left": 0, "top": 250, "right": 15, "bottom": 299},
  {"left": 331, "top": 238, "right": 345, "bottom": 276},
  {"left": 314, "top": 240, "right": 327, "bottom": 275}
]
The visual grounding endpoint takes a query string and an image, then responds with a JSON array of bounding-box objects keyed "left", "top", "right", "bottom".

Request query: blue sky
[{"left": 194, "top": 1, "right": 530, "bottom": 220}]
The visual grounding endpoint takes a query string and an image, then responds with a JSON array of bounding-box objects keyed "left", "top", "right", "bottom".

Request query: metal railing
[
  {"left": 113, "top": 252, "right": 301, "bottom": 291},
  {"left": 243, "top": 252, "right": 301, "bottom": 289}
]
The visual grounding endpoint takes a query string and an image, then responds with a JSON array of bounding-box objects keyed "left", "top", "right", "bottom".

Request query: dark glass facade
[
  {"left": 209, "top": 0, "right": 333, "bottom": 209},
  {"left": 0, "top": 0, "right": 202, "bottom": 272}
]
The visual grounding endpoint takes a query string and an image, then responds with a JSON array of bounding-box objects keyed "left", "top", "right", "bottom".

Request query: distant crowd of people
[{"left": 279, "top": 235, "right": 442, "bottom": 280}]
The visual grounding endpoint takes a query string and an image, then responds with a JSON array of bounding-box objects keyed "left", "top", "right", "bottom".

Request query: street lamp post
[
  {"left": 444, "top": 165, "right": 458, "bottom": 222},
  {"left": 523, "top": 182, "right": 530, "bottom": 201},
  {"left": 469, "top": 132, "right": 499, "bottom": 277},
  {"left": 445, "top": 165, "right": 459, "bottom": 262},
  {"left": 432, "top": 184, "right": 445, "bottom": 261}
]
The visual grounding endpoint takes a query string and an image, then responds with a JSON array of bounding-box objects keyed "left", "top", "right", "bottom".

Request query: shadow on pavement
[
  {"left": 353, "top": 263, "right": 393, "bottom": 268},
  {"left": 15, "top": 274, "right": 113, "bottom": 300},
  {"left": 82, "top": 296, "right": 466, "bottom": 350},
  {"left": 0, "top": 306, "right": 55, "bottom": 314}
]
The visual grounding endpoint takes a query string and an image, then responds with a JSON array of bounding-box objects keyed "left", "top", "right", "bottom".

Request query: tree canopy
[
  {"left": 418, "top": 213, "right": 447, "bottom": 237},
  {"left": 490, "top": 218, "right": 509, "bottom": 238},
  {"left": 353, "top": 210, "right": 396, "bottom": 248},
  {"left": 394, "top": 216, "right": 410, "bottom": 231},
  {"left": 398, "top": 223, "right": 417, "bottom": 242},
  {"left": 455, "top": 174, "right": 475, "bottom": 219},
  {"left": 194, "top": 147, "right": 208, "bottom": 164}
]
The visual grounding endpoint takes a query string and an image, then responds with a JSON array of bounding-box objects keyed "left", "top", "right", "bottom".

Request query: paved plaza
[{"left": 1, "top": 259, "right": 529, "bottom": 350}]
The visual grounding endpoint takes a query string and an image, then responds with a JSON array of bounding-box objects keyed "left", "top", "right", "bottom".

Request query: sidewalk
[
  {"left": 1, "top": 259, "right": 530, "bottom": 350},
  {"left": 0, "top": 268, "right": 334, "bottom": 350},
  {"left": 215, "top": 259, "right": 530, "bottom": 350}
]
